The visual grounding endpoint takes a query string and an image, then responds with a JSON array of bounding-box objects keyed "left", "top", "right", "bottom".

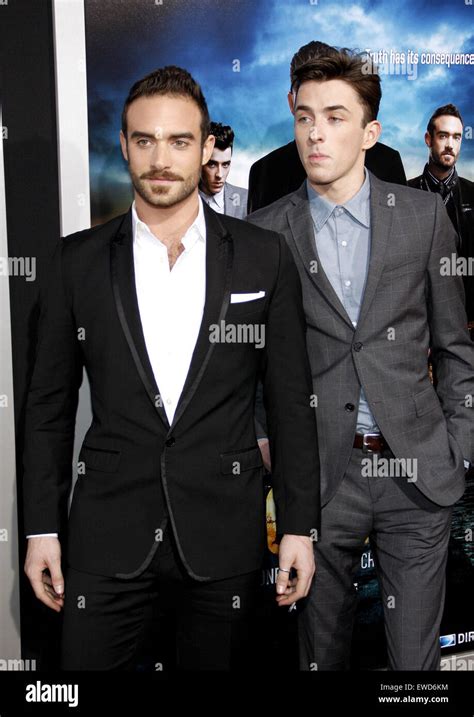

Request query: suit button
[
  {"left": 345, "top": 403, "right": 355, "bottom": 412},
  {"left": 353, "top": 342, "right": 363, "bottom": 352},
  {"left": 165, "top": 437, "right": 175, "bottom": 447}
]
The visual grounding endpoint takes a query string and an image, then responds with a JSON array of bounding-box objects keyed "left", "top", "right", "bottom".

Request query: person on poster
[
  {"left": 247, "top": 41, "right": 407, "bottom": 214},
  {"left": 248, "top": 47, "right": 474, "bottom": 670},
  {"left": 22, "top": 65, "right": 320, "bottom": 670},
  {"left": 199, "top": 121, "right": 248, "bottom": 219},
  {"left": 408, "top": 104, "right": 474, "bottom": 325}
]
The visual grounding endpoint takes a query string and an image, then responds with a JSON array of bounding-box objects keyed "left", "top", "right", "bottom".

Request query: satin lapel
[
  {"left": 287, "top": 184, "right": 354, "bottom": 329},
  {"left": 357, "top": 174, "right": 394, "bottom": 328},
  {"left": 170, "top": 203, "right": 233, "bottom": 432},
  {"left": 110, "top": 211, "right": 170, "bottom": 430}
]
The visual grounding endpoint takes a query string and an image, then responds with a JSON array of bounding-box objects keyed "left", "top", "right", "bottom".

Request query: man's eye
[
  {"left": 207, "top": 162, "right": 216, "bottom": 167},
  {"left": 174, "top": 140, "right": 188, "bottom": 148},
  {"left": 137, "top": 139, "right": 151, "bottom": 146},
  {"left": 328, "top": 116, "right": 342, "bottom": 123},
  {"left": 297, "top": 116, "right": 311, "bottom": 124}
]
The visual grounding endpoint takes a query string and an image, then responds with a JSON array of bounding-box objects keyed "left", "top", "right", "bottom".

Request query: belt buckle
[{"left": 362, "top": 432, "right": 381, "bottom": 454}]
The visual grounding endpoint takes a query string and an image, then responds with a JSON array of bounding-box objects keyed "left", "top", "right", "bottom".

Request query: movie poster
[{"left": 82, "top": 0, "right": 473, "bottom": 670}]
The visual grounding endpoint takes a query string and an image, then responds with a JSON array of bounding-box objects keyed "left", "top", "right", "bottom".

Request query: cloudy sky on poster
[{"left": 85, "top": 0, "right": 474, "bottom": 219}]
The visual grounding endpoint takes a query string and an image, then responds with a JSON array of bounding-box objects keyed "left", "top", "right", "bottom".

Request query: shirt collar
[
  {"left": 425, "top": 164, "right": 456, "bottom": 188},
  {"left": 132, "top": 195, "right": 206, "bottom": 250},
  {"left": 200, "top": 186, "right": 225, "bottom": 209},
  {"left": 306, "top": 168, "right": 371, "bottom": 231}
]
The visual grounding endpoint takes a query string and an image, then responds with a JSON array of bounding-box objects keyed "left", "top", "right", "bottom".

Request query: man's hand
[
  {"left": 257, "top": 438, "right": 272, "bottom": 472},
  {"left": 24, "top": 537, "right": 64, "bottom": 612},
  {"left": 275, "top": 534, "right": 315, "bottom": 607}
]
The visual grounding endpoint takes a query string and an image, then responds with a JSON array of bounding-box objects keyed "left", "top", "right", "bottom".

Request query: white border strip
[
  {"left": 0, "top": 108, "right": 21, "bottom": 661},
  {"left": 52, "top": 0, "right": 92, "bottom": 500},
  {"left": 52, "top": 0, "right": 90, "bottom": 235}
]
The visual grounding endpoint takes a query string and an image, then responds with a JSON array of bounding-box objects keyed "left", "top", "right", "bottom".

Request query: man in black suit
[
  {"left": 247, "top": 41, "right": 406, "bottom": 214},
  {"left": 23, "top": 66, "right": 320, "bottom": 670},
  {"left": 408, "top": 103, "right": 474, "bottom": 324}
]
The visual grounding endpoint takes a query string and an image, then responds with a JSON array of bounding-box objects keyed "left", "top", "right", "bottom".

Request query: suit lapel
[
  {"left": 287, "top": 183, "right": 354, "bottom": 329},
  {"left": 223, "top": 184, "right": 233, "bottom": 217},
  {"left": 286, "top": 174, "right": 394, "bottom": 331},
  {"left": 110, "top": 210, "right": 170, "bottom": 429},
  {"left": 170, "top": 202, "right": 233, "bottom": 431},
  {"left": 357, "top": 173, "right": 394, "bottom": 327},
  {"left": 110, "top": 204, "right": 233, "bottom": 435}
]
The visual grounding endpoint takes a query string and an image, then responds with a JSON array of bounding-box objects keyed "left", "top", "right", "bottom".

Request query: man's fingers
[
  {"left": 24, "top": 537, "right": 64, "bottom": 612},
  {"left": 42, "top": 574, "right": 65, "bottom": 602},
  {"left": 29, "top": 574, "right": 63, "bottom": 613},
  {"left": 281, "top": 577, "right": 297, "bottom": 594},
  {"left": 48, "top": 557, "right": 64, "bottom": 596},
  {"left": 276, "top": 570, "right": 312, "bottom": 605},
  {"left": 276, "top": 567, "right": 291, "bottom": 594}
]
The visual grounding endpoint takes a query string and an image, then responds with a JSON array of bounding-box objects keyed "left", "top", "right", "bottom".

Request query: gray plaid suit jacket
[
  {"left": 224, "top": 182, "right": 248, "bottom": 219},
  {"left": 248, "top": 171, "right": 474, "bottom": 508}
]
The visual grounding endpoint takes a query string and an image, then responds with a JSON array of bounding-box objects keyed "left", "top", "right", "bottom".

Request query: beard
[
  {"left": 129, "top": 166, "right": 200, "bottom": 208},
  {"left": 431, "top": 149, "right": 457, "bottom": 171}
]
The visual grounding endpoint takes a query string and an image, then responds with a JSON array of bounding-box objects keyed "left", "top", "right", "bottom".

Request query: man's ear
[
  {"left": 287, "top": 91, "right": 295, "bottom": 114},
  {"left": 424, "top": 131, "right": 432, "bottom": 149},
  {"left": 361, "top": 120, "right": 382, "bottom": 151},
  {"left": 120, "top": 130, "right": 128, "bottom": 162},
  {"left": 202, "top": 134, "right": 215, "bottom": 166}
]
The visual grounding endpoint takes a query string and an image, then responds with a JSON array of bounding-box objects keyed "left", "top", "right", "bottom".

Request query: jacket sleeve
[
  {"left": 22, "top": 238, "right": 83, "bottom": 537},
  {"left": 428, "top": 194, "right": 474, "bottom": 465},
  {"left": 261, "top": 232, "right": 321, "bottom": 537}
]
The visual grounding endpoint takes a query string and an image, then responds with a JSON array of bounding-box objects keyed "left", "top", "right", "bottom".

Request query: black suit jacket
[
  {"left": 247, "top": 140, "right": 407, "bottom": 214},
  {"left": 408, "top": 174, "right": 474, "bottom": 322},
  {"left": 22, "top": 203, "right": 320, "bottom": 580}
]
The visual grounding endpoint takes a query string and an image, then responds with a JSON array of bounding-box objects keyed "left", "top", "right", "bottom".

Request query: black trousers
[{"left": 60, "top": 524, "right": 261, "bottom": 671}]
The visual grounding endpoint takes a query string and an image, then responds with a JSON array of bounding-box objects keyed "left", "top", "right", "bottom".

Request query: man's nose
[
  {"left": 150, "top": 142, "right": 171, "bottom": 168},
  {"left": 308, "top": 124, "right": 324, "bottom": 143}
]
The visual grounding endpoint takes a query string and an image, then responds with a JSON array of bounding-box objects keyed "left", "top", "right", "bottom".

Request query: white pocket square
[{"left": 230, "top": 291, "right": 265, "bottom": 304}]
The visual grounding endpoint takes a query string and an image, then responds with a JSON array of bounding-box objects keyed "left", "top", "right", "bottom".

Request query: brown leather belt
[{"left": 354, "top": 433, "right": 388, "bottom": 454}]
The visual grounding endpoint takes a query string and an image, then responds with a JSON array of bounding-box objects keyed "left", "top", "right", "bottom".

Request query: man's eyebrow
[
  {"left": 294, "top": 104, "right": 314, "bottom": 114},
  {"left": 294, "top": 104, "right": 351, "bottom": 114},
  {"left": 324, "top": 105, "right": 351, "bottom": 113},
  {"left": 168, "top": 132, "right": 196, "bottom": 141},
  {"left": 129, "top": 130, "right": 196, "bottom": 140}
]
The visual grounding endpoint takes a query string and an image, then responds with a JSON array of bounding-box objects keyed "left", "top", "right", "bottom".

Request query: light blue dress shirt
[{"left": 307, "top": 169, "right": 380, "bottom": 434}]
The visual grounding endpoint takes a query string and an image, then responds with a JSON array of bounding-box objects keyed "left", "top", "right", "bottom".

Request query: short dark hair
[
  {"left": 290, "top": 41, "right": 340, "bottom": 91},
  {"left": 291, "top": 48, "right": 381, "bottom": 126},
  {"left": 427, "top": 104, "right": 463, "bottom": 136},
  {"left": 209, "top": 122, "right": 234, "bottom": 152},
  {"left": 121, "top": 65, "right": 211, "bottom": 143}
]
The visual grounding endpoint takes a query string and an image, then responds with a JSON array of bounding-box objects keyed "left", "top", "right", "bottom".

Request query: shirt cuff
[
  {"left": 464, "top": 460, "right": 470, "bottom": 470},
  {"left": 26, "top": 533, "right": 59, "bottom": 538}
]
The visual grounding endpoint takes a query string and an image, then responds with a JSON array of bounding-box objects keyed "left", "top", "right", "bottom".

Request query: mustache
[{"left": 140, "top": 172, "right": 183, "bottom": 181}]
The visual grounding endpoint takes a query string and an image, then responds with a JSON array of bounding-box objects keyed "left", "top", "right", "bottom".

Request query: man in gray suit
[
  {"left": 248, "top": 48, "right": 474, "bottom": 670},
  {"left": 199, "top": 121, "right": 248, "bottom": 218}
]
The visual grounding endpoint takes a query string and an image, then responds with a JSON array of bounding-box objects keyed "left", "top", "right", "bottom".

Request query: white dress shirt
[
  {"left": 132, "top": 197, "right": 206, "bottom": 424},
  {"left": 199, "top": 186, "right": 225, "bottom": 214},
  {"left": 27, "top": 198, "right": 207, "bottom": 538}
]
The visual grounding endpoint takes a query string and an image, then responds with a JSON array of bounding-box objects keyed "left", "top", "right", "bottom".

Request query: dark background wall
[{"left": 1, "top": 0, "right": 61, "bottom": 668}]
